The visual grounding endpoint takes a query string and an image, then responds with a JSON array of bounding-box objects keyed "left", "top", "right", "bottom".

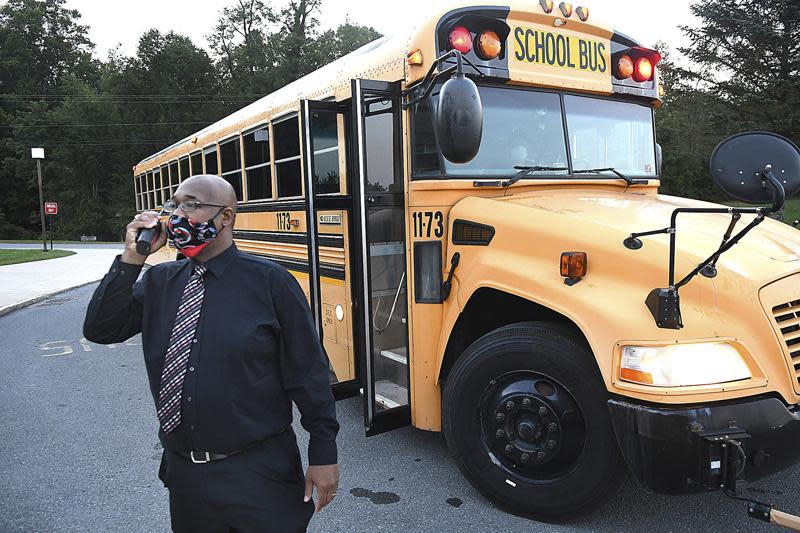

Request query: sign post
[
  {"left": 31, "top": 148, "right": 47, "bottom": 252},
  {"left": 45, "top": 202, "right": 57, "bottom": 250}
]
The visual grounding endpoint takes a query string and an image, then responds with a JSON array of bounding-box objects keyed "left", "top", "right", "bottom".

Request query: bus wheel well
[{"left": 439, "top": 288, "right": 591, "bottom": 385}]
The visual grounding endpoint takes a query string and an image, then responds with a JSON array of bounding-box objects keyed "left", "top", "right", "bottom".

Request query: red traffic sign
[{"left": 44, "top": 202, "right": 58, "bottom": 215}]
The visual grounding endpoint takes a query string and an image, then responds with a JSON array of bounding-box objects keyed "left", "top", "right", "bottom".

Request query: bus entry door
[
  {"left": 351, "top": 79, "right": 411, "bottom": 436},
  {"left": 300, "top": 99, "right": 359, "bottom": 401}
]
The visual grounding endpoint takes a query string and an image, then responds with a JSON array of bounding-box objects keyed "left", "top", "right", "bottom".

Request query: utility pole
[{"left": 31, "top": 148, "right": 47, "bottom": 252}]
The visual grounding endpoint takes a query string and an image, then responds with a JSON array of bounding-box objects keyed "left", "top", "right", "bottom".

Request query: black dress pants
[{"left": 159, "top": 429, "right": 314, "bottom": 533}]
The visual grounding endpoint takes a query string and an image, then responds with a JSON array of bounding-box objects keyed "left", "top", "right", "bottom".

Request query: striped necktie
[{"left": 157, "top": 263, "right": 208, "bottom": 434}]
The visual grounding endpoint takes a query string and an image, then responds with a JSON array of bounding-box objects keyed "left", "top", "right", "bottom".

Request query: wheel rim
[{"left": 478, "top": 370, "right": 586, "bottom": 481}]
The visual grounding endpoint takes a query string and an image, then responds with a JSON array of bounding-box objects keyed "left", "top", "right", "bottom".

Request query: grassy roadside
[{"left": 0, "top": 249, "right": 76, "bottom": 266}]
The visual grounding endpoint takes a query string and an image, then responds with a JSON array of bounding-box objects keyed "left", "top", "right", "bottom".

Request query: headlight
[{"left": 620, "top": 342, "right": 751, "bottom": 387}]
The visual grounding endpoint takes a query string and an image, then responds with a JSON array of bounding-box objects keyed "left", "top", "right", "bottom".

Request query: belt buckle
[{"left": 190, "top": 451, "right": 211, "bottom": 464}]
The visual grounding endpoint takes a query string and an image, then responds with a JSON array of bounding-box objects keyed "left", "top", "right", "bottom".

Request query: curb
[{"left": 0, "top": 279, "right": 102, "bottom": 318}]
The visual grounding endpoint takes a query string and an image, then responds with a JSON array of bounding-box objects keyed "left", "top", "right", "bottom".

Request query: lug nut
[
  {"left": 506, "top": 400, "right": 516, "bottom": 411},
  {"left": 520, "top": 453, "right": 530, "bottom": 464},
  {"left": 496, "top": 413, "right": 505, "bottom": 423},
  {"left": 538, "top": 406, "right": 547, "bottom": 416},
  {"left": 546, "top": 439, "right": 557, "bottom": 450},
  {"left": 536, "top": 451, "right": 546, "bottom": 462},
  {"left": 505, "top": 445, "right": 514, "bottom": 456},
  {"left": 496, "top": 429, "right": 506, "bottom": 439},
  {"left": 548, "top": 422, "right": 558, "bottom": 432},
  {"left": 521, "top": 398, "right": 532, "bottom": 408}
]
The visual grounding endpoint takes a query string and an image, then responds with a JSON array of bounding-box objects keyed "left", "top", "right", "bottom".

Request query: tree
[{"left": 679, "top": 0, "right": 800, "bottom": 139}]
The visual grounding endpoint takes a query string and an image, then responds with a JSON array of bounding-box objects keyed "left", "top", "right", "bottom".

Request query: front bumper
[{"left": 608, "top": 396, "right": 800, "bottom": 494}]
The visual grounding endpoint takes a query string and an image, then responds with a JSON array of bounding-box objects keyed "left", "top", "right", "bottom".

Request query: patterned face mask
[{"left": 166, "top": 209, "right": 224, "bottom": 258}]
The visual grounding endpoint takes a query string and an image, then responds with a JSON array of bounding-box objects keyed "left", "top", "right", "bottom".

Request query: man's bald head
[{"left": 176, "top": 174, "right": 237, "bottom": 212}]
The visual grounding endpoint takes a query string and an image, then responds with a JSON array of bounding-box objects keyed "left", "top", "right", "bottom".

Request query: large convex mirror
[
  {"left": 434, "top": 75, "right": 483, "bottom": 164},
  {"left": 709, "top": 132, "right": 800, "bottom": 204}
]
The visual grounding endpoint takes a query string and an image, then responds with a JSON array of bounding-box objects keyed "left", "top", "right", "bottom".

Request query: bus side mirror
[
  {"left": 709, "top": 132, "right": 800, "bottom": 209},
  {"left": 434, "top": 74, "right": 483, "bottom": 164}
]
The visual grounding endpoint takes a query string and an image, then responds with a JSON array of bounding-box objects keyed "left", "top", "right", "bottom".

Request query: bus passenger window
[
  {"left": 311, "top": 111, "right": 340, "bottom": 194},
  {"left": 204, "top": 146, "right": 219, "bottom": 175},
  {"left": 244, "top": 127, "right": 272, "bottom": 200},
  {"left": 159, "top": 165, "right": 169, "bottom": 205},
  {"left": 168, "top": 160, "right": 179, "bottom": 197},
  {"left": 179, "top": 157, "right": 189, "bottom": 183},
  {"left": 146, "top": 171, "right": 155, "bottom": 209},
  {"left": 190, "top": 150, "right": 202, "bottom": 176},
  {"left": 274, "top": 116, "right": 302, "bottom": 198},
  {"left": 220, "top": 137, "right": 243, "bottom": 201}
]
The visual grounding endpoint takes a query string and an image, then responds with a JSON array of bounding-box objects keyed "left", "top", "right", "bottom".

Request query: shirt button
[
  {"left": 193, "top": 339, "right": 198, "bottom": 343},
  {"left": 190, "top": 425, "right": 195, "bottom": 430},
  {"left": 189, "top": 366, "right": 195, "bottom": 372},
  {"left": 187, "top": 396, "right": 192, "bottom": 402}
]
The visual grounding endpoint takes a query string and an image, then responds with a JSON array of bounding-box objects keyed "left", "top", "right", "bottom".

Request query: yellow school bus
[{"left": 132, "top": 0, "right": 800, "bottom": 519}]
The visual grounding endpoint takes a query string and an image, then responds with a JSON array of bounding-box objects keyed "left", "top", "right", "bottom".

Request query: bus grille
[{"left": 772, "top": 300, "right": 800, "bottom": 384}]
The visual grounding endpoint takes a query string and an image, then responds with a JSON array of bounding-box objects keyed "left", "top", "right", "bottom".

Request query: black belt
[{"left": 172, "top": 427, "right": 289, "bottom": 464}]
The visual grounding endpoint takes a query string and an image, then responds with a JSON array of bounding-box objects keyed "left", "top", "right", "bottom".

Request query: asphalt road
[{"left": 1, "top": 284, "right": 798, "bottom": 532}]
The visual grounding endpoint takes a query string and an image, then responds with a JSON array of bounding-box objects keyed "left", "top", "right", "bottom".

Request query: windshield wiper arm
[
  {"left": 572, "top": 167, "right": 649, "bottom": 186},
  {"left": 501, "top": 165, "right": 569, "bottom": 187}
]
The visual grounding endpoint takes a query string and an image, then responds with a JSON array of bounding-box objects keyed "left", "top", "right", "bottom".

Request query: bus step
[
  {"left": 379, "top": 347, "right": 408, "bottom": 365},
  {"left": 375, "top": 380, "right": 407, "bottom": 409}
]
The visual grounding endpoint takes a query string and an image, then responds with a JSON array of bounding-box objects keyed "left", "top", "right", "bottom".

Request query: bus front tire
[{"left": 442, "top": 321, "right": 628, "bottom": 520}]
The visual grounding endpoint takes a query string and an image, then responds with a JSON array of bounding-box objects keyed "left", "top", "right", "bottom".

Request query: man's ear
[{"left": 221, "top": 208, "right": 235, "bottom": 229}]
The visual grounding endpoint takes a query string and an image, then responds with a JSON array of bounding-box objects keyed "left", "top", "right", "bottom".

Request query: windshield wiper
[
  {"left": 500, "top": 165, "right": 569, "bottom": 187},
  {"left": 572, "top": 167, "right": 649, "bottom": 186}
]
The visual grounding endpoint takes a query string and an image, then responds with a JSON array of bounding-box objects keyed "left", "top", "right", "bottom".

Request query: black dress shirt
[{"left": 83, "top": 243, "right": 339, "bottom": 465}]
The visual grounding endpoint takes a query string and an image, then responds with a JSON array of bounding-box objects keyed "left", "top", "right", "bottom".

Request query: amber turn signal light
[
  {"left": 615, "top": 55, "right": 634, "bottom": 79},
  {"left": 560, "top": 251, "right": 587, "bottom": 283}
]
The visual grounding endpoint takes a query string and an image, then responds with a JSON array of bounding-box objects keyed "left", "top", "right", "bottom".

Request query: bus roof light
[
  {"left": 559, "top": 2, "right": 573, "bottom": 17},
  {"left": 449, "top": 26, "right": 473, "bottom": 55},
  {"left": 407, "top": 49, "right": 424, "bottom": 66},
  {"left": 576, "top": 6, "right": 589, "bottom": 21},
  {"left": 615, "top": 55, "right": 634, "bottom": 79},
  {"left": 476, "top": 30, "right": 502, "bottom": 60},
  {"left": 539, "top": 0, "right": 554, "bottom": 13},
  {"left": 633, "top": 57, "right": 653, "bottom": 82}
]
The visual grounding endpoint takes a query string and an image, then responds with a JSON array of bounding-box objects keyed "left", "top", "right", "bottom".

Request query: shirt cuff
[
  {"left": 113, "top": 255, "right": 144, "bottom": 278},
  {"left": 308, "top": 437, "right": 337, "bottom": 465}
]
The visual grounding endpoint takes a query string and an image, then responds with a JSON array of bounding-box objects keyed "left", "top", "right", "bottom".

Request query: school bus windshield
[{"left": 412, "top": 85, "right": 657, "bottom": 179}]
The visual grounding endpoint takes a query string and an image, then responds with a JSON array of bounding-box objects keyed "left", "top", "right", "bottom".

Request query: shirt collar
[{"left": 191, "top": 243, "right": 238, "bottom": 278}]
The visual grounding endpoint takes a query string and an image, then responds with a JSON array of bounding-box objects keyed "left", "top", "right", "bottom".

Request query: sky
[{"left": 60, "top": 0, "right": 697, "bottom": 63}]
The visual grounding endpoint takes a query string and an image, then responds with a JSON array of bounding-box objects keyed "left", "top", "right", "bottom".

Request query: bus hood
[{"left": 495, "top": 189, "right": 800, "bottom": 282}]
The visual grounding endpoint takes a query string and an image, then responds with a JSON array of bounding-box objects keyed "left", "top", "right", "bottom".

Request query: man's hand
[
  {"left": 121, "top": 211, "right": 167, "bottom": 265},
  {"left": 304, "top": 463, "right": 340, "bottom": 512}
]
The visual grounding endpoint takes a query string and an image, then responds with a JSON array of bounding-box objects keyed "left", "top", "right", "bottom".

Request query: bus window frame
[
  {"left": 409, "top": 82, "right": 659, "bottom": 182},
  {"left": 203, "top": 143, "right": 220, "bottom": 176},
  {"left": 219, "top": 133, "right": 244, "bottom": 201},
  {"left": 168, "top": 160, "right": 179, "bottom": 198},
  {"left": 273, "top": 113, "right": 305, "bottom": 200},
  {"left": 190, "top": 150, "right": 203, "bottom": 176},
  {"left": 178, "top": 156, "right": 189, "bottom": 183},
  {"left": 308, "top": 96, "right": 346, "bottom": 197},
  {"left": 242, "top": 121, "right": 275, "bottom": 203}
]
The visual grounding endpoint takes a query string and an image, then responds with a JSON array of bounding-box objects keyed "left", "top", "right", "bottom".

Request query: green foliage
[{"left": 0, "top": 0, "right": 381, "bottom": 240}]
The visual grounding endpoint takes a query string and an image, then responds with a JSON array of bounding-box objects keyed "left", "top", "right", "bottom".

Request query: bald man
[{"left": 84, "top": 175, "right": 340, "bottom": 532}]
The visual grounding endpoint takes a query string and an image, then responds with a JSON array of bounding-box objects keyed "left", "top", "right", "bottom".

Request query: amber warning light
[{"left": 560, "top": 252, "right": 587, "bottom": 285}]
